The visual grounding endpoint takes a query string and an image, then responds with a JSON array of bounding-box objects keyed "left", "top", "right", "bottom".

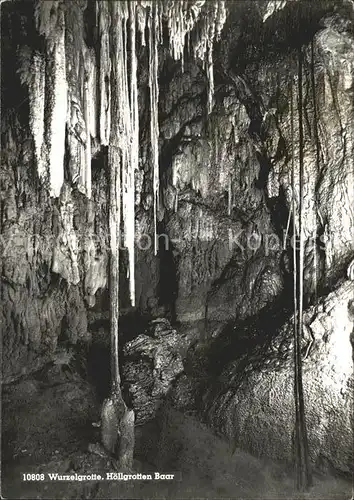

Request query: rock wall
[
  {"left": 0, "top": 113, "right": 107, "bottom": 381},
  {"left": 160, "top": 64, "right": 283, "bottom": 325},
  {"left": 260, "top": 18, "right": 354, "bottom": 296},
  {"left": 231, "top": 1, "right": 354, "bottom": 299},
  {"left": 202, "top": 279, "right": 354, "bottom": 474}
]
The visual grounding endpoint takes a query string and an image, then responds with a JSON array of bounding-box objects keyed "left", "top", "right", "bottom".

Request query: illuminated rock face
[{"left": 203, "top": 280, "right": 354, "bottom": 473}]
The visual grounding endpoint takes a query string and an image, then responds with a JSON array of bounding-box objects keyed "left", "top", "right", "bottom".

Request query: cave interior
[{"left": 1, "top": 0, "right": 354, "bottom": 499}]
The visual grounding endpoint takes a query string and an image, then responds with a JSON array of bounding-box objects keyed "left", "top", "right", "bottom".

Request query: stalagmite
[{"left": 83, "top": 78, "right": 92, "bottom": 199}]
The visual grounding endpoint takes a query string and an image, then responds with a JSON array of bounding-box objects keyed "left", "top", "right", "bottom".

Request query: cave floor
[{"left": 1, "top": 368, "right": 352, "bottom": 500}]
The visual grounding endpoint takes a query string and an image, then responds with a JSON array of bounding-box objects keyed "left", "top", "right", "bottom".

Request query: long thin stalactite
[
  {"left": 293, "top": 48, "right": 312, "bottom": 491},
  {"left": 128, "top": 0, "right": 138, "bottom": 306},
  {"left": 148, "top": 3, "right": 160, "bottom": 256},
  {"left": 310, "top": 38, "right": 321, "bottom": 302}
]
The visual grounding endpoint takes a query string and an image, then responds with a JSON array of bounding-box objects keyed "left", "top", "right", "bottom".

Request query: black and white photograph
[{"left": 1, "top": 0, "right": 353, "bottom": 498}]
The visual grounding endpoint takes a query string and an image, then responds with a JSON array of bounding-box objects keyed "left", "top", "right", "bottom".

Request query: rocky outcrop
[{"left": 123, "top": 318, "right": 184, "bottom": 424}]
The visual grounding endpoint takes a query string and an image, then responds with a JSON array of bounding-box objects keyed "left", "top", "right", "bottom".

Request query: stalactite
[
  {"left": 34, "top": 0, "right": 61, "bottom": 45},
  {"left": 206, "top": 3, "right": 216, "bottom": 115},
  {"left": 295, "top": 49, "right": 312, "bottom": 491},
  {"left": 66, "top": 94, "right": 86, "bottom": 193},
  {"left": 284, "top": 204, "right": 293, "bottom": 243},
  {"left": 290, "top": 72, "right": 300, "bottom": 493},
  {"left": 132, "top": 0, "right": 227, "bottom": 257},
  {"left": 33, "top": 0, "right": 67, "bottom": 198},
  {"left": 174, "top": 188, "right": 179, "bottom": 213},
  {"left": 165, "top": 0, "right": 184, "bottom": 61},
  {"left": 107, "top": 0, "right": 136, "bottom": 307},
  {"left": 98, "top": 1, "right": 111, "bottom": 146},
  {"left": 83, "top": 77, "right": 91, "bottom": 199},
  {"left": 63, "top": 0, "right": 85, "bottom": 194},
  {"left": 83, "top": 48, "right": 97, "bottom": 142},
  {"left": 191, "top": 1, "right": 226, "bottom": 114},
  {"left": 79, "top": 47, "right": 97, "bottom": 199},
  {"left": 148, "top": 4, "right": 160, "bottom": 256},
  {"left": 128, "top": 0, "right": 139, "bottom": 307},
  {"left": 120, "top": 4, "right": 131, "bottom": 280},
  {"left": 206, "top": 40, "right": 214, "bottom": 114},
  {"left": 137, "top": 3, "right": 147, "bottom": 46},
  {"left": 124, "top": 2, "right": 134, "bottom": 305},
  {"left": 28, "top": 0, "right": 231, "bottom": 312},
  {"left": 155, "top": 0, "right": 227, "bottom": 113},
  {"left": 100, "top": 1, "right": 135, "bottom": 467},
  {"left": 29, "top": 52, "right": 46, "bottom": 181},
  {"left": 46, "top": 7, "right": 67, "bottom": 198},
  {"left": 171, "top": 157, "right": 179, "bottom": 213},
  {"left": 108, "top": 143, "right": 121, "bottom": 391},
  {"left": 311, "top": 39, "right": 321, "bottom": 302}
]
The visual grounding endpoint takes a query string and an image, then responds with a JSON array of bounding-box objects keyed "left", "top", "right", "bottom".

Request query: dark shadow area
[
  {"left": 157, "top": 222, "right": 179, "bottom": 325},
  {"left": 86, "top": 311, "right": 152, "bottom": 402},
  {"left": 87, "top": 340, "right": 111, "bottom": 402},
  {"left": 206, "top": 296, "right": 292, "bottom": 379}
]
